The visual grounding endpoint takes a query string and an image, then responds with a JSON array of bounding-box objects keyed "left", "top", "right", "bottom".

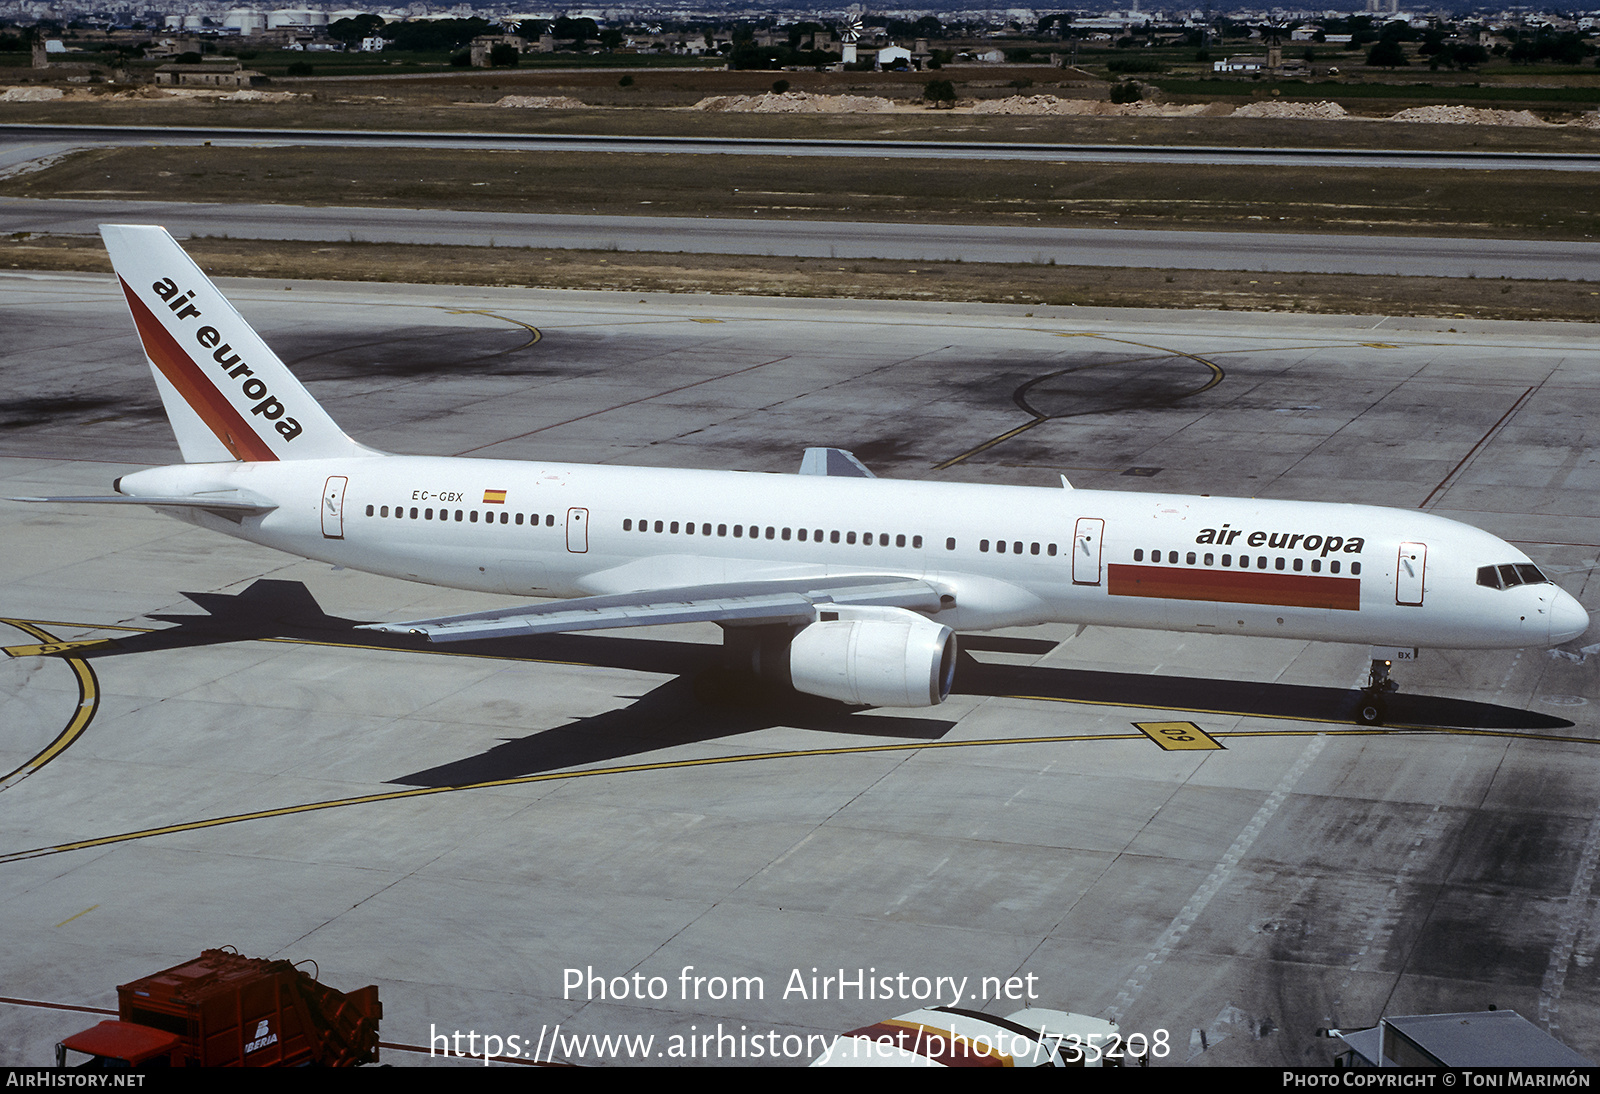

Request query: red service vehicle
[{"left": 56, "top": 948, "right": 381, "bottom": 1068}]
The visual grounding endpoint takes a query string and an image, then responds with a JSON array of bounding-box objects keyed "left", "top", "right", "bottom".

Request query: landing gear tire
[{"left": 1356, "top": 656, "right": 1398, "bottom": 726}]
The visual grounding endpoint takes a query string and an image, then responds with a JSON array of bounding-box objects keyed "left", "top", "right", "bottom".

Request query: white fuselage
[{"left": 119, "top": 455, "right": 1588, "bottom": 652}]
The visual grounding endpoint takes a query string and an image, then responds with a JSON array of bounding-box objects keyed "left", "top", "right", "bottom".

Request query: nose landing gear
[{"left": 1357, "top": 657, "right": 1400, "bottom": 725}]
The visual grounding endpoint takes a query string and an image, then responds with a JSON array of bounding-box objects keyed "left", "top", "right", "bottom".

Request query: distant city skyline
[{"left": 4, "top": 1, "right": 1598, "bottom": 27}]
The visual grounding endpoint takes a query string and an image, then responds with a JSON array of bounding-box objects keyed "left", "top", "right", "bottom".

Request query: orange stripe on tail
[{"left": 119, "top": 277, "right": 278, "bottom": 463}]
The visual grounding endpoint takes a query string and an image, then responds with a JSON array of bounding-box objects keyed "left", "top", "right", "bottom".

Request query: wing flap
[{"left": 358, "top": 577, "right": 944, "bottom": 643}]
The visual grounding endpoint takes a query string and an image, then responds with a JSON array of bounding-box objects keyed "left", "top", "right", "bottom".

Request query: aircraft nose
[{"left": 1550, "top": 590, "right": 1591, "bottom": 645}]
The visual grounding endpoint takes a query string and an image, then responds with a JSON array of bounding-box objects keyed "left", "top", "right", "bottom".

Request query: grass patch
[
  {"left": 4, "top": 233, "right": 1595, "bottom": 323},
  {"left": 5, "top": 75, "right": 1600, "bottom": 153},
  {"left": 8, "top": 144, "right": 1597, "bottom": 242},
  {"left": 1152, "top": 79, "right": 1600, "bottom": 105}
]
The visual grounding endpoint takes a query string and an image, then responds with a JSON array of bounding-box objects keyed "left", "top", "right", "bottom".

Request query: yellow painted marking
[
  {"left": 1360, "top": 342, "right": 1400, "bottom": 349},
  {"left": 1136, "top": 721, "right": 1224, "bottom": 751},
  {"left": 4, "top": 616, "right": 1597, "bottom": 861},
  {"left": 10, "top": 719, "right": 1600, "bottom": 864},
  {"left": 54, "top": 905, "right": 98, "bottom": 928},
  {"left": 935, "top": 333, "right": 1224, "bottom": 470},
  {"left": 0, "top": 731, "right": 1146, "bottom": 862},
  {"left": 438, "top": 309, "right": 542, "bottom": 348},
  {"left": 4, "top": 639, "right": 118, "bottom": 658},
  {"left": 690, "top": 317, "right": 723, "bottom": 324},
  {"left": 20, "top": 620, "right": 152, "bottom": 633},
  {"left": 931, "top": 418, "right": 1048, "bottom": 471},
  {"left": 0, "top": 619, "right": 101, "bottom": 786}
]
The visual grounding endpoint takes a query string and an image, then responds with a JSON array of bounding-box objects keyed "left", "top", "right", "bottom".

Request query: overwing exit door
[
  {"left": 567, "top": 507, "right": 588, "bottom": 553},
  {"left": 321, "top": 476, "right": 347, "bottom": 539}
]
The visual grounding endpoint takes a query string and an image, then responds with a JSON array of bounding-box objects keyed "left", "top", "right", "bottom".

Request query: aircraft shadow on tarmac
[{"left": 56, "top": 580, "right": 1575, "bottom": 785}]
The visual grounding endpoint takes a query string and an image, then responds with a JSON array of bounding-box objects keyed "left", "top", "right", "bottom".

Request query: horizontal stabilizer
[
  {"left": 799, "top": 448, "right": 876, "bottom": 479},
  {"left": 359, "top": 577, "right": 944, "bottom": 642},
  {"left": 8, "top": 493, "right": 277, "bottom": 514}
]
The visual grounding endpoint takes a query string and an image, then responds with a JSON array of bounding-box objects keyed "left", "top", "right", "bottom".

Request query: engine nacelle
[{"left": 787, "top": 608, "right": 957, "bottom": 708}]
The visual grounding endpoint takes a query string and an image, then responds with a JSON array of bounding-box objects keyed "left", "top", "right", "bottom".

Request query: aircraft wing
[{"left": 357, "top": 576, "right": 945, "bottom": 643}]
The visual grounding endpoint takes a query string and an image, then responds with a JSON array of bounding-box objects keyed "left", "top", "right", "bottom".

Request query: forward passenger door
[
  {"left": 1396, "top": 542, "right": 1426, "bottom": 606},
  {"left": 1073, "top": 517, "right": 1104, "bottom": 586}
]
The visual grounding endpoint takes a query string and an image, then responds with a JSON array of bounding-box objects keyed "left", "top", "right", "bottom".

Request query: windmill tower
[
  {"left": 840, "top": 11, "right": 863, "bottom": 65},
  {"left": 1263, "top": 22, "right": 1284, "bottom": 77}
]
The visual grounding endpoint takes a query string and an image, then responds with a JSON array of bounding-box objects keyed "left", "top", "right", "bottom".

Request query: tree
[
  {"left": 553, "top": 17, "right": 597, "bottom": 47},
  {"left": 1365, "top": 39, "right": 1407, "bottom": 67},
  {"left": 923, "top": 79, "right": 956, "bottom": 108},
  {"left": 488, "top": 42, "right": 518, "bottom": 66},
  {"left": 384, "top": 18, "right": 493, "bottom": 52},
  {"left": 328, "top": 14, "right": 383, "bottom": 49}
]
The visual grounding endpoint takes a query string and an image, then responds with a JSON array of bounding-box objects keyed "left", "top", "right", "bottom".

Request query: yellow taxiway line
[{"left": 0, "top": 619, "right": 101, "bottom": 788}]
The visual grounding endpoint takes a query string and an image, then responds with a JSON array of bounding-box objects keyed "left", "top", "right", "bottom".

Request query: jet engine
[{"left": 727, "top": 606, "right": 957, "bottom": 708}]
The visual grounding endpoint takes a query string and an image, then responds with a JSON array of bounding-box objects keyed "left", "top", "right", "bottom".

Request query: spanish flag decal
[{"left": 483, "top": 489, "right": 507, "bottom": 504}]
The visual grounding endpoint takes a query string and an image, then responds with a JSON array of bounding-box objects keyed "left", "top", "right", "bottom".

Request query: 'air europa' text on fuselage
[{"left": 1193, "top": 525, "right": 1364, "bottom": 557}]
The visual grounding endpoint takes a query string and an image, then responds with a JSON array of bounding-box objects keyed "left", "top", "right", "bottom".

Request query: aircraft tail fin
[{"left": 100, "top": 224, "right": 371, "bottom": 463}]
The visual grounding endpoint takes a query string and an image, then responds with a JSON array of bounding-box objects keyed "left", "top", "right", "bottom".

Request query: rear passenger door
[{"left": 321, "top": 476, "right": 347, "bottom": 540}]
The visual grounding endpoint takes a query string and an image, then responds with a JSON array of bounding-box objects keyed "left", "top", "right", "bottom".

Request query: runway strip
[
  {"left": 7, "top": 124, "right": 1600, "bottom": 170},
  {"left": 4, "top": 197, "right": 1596, "bottom": 280}
]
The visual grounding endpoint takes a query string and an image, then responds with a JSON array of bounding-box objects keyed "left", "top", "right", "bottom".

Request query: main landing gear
[{"left": 1357, "top": 657, "right": 1401, "bottom": 726}]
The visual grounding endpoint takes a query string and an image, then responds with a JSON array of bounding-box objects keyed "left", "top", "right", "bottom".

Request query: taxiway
[{"left": 1, "top": 275, "right": 1596, "bottom": 1066}]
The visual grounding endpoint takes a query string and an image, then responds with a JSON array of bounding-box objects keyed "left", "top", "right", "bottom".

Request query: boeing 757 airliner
[{"left": 11, "top": 226, "right": 1589, "bottom": 724}]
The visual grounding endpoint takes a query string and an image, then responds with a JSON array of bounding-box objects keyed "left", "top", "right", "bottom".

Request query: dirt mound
[
  {"left": 970, "top": 94, "right": 1101, "bottom": 115},
  {"left": 1386, "top": 105, "right": 1547, "bottom": 126},
  {"left": 217, "top": 89, "right": 297, "bottom": 102},
  {"left": 1232, "top": 100, "right": 1350, "bottom": 119},
  {"left": 970, "top": 95, "right": 1247, "bottom": 117},
  {"left": 494, "top": 95, "right": 588, "bottom": 109},
  {"left": 694, "top": 91, "right": 896, "bottom": 113},
  {"left": 0, "top": 87, "right": 64, "bottom": 102}
]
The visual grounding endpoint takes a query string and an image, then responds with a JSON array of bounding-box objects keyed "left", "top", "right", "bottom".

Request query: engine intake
[{"left": 728, "top": 607, "right": 956, "bottom": 708}]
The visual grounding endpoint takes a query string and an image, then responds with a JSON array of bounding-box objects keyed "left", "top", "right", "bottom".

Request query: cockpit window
[{"left": 1479, "top": 563, "right": 1551, "bottom": 590}]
